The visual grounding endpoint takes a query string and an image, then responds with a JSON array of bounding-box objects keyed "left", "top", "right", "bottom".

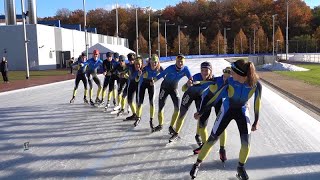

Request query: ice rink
[{"left": 0, "top": 58, "right": 319, "bottom": 180}]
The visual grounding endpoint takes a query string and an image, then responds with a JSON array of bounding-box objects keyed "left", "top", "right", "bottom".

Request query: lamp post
[
  {"left": 83, "top": 0, "right": 88, "bottom": 57},
  {"left": 198, "top": 26, "right": 207, "bottom": 55},
  {"left": 286, "top": 0, "right": 289, "bottom": 61},
  {"left": 253, "top": 28, "right": 256, "bottom": 54},
  {"left": 178, "top": 25, "right": 187, "bottom": 54},
  {"left": 157, "top": 16, "right": 160, "bottom": 57},
  {"left": 276, "top": 39, "right": 280, "bottom": 54},
  {"left": 116, "top": 0, "right": 119, "bottom": 45},
  {"left": 163, "top": 20, "right": 172, "bottom": 57},
  {"left": 272, "top": 14, "right": 278, "bottom": 56},
  {"left": 21, "top": 0, "right": 29, "bottom": 79},
  {"left": 148, "top": 8, "right": 151, "bottom": 58},
  {"left": 135, "top": 8, "right": 139, "bottom": 55},
  {"left": 223, "top": 27, "right": 231, "bottom": 54}
]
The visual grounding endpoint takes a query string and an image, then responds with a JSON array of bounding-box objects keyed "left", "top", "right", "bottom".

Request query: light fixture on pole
[
  {"left": 178, "top": 25, "right": 187, "bottom": 54},
  {"left": 286, "top": 0, "right": 289, "bottom": 61},
  {"left": 163, "top": 20, "right": 171, "bottom": 57},
  {"left": 148, "top": 7, "right": 151, "bottom": 58},
  {"left": 21, "top": 0, "right": 30, "bottom": 79},
  {"left": 272, "top": 14, "right": 278, "bottom": 56},
  {"left": 223, "top": 27, "right": 231, "bottom": 54},
  {"left": 253, "top": 28, "right": 256, "bottom": 54},
  {"left": 157, "top": 15, "right": 161, "bottom": 58},
  {"left": 83, "top": 0, "right": 88, "bottom": 57},
  {"left": 116, "top": 0, "right": 119, "bottom": 45},
  {"left": 198, "top": 26, "right": 207, "bottom": 55},
  {"left": 135, "top": 8, "right": 139, "bottom": 55}
]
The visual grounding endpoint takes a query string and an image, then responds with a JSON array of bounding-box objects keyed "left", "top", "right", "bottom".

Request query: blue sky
[{"left": 0, "top": 0, "right": 319, "bottom": 18}]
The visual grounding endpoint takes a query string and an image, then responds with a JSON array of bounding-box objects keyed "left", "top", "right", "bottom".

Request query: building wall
[
  {"left": 0, "top": 24, "right": 39, "bottom": 70},
  {"left": 36, "top": 24, "right": 57, "bottom": 70},
  {"left": 0, "top": 24, "right": 130, "bottom": 70}
]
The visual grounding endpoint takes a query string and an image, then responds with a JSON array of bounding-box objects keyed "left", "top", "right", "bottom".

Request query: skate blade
[
  {"left": 236, "top": 174, "right": 246, "bottom": 180},
  {"left": 110, "top": 110, "right": 120, "bottom": 114}
]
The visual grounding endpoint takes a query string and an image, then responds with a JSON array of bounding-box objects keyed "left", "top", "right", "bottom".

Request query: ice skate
[{"left": 236, "top": 166, "right": 249, "bottom": 180}]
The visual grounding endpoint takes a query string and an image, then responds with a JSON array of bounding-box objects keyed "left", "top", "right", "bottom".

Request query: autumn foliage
[{"left": 40, "top": 0, "right": 320, "bottom": 55}]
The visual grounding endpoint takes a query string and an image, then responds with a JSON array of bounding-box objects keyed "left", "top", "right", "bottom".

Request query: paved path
[{"left": 0, "top": 58, "right": 319, "bottom": 180}]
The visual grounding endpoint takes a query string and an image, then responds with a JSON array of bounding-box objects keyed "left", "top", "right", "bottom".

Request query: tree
[
  {"left": 172, "top": 31, "right": 190, "bottom": 55},
  {"left": 192, "top": 33, "right": 209, "bottom": 55},
  {"left": 275, "top": 26, "right": 285, "bottom": 52},
  {"left": 312, "top": 6, "right": 320, "bottom": 30},
  {"left": 256, "top": 26, "right": 268, "bottom": 53},
  {"left": 234, "top": 28, "right": 248, "bottom": 54},
  {"left": 133, "top": 32, "right": 148, "bottom": 54},
  {"left": 151, "top": 33, "right": 166, "bottom": 57},
  {"left": 210, "top": 30, "right": 224, "bottom": 54},
  {"left": 314, "top": 26, "right": 320, "bottom": 43}
]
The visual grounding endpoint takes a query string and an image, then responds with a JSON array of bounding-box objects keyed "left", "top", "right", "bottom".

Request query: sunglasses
[
  {"left": 94, "top": 54, "right": 99, "bottom": 55},
  {"left": 223, "top": 69, "right": 231, "bottom": 74}
]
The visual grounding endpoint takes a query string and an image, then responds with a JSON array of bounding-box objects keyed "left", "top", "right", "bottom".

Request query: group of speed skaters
[{"left": 69, "top": 49, "right": 262, "bottom": 180}]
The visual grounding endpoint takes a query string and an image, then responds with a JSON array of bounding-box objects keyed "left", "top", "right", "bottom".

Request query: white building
[{"left": 0, "top": 0, "right": 131, "bottom": 70}]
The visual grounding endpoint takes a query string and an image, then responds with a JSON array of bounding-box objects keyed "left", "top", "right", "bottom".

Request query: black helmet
[
  {"left": 114, "top": 52, "right": 119, "bottom": 59},
  {"left": 119, "top": 55, "right": 126, "bottom": 62},
  {"left": 201, "top": 61, "right": 212, "bottom": 70},
  {"left": 106, "top": 52, "right": 113, "bottom": 57},
  {"left": 127, "top": 53, "right": 135, "bottom": 61}
]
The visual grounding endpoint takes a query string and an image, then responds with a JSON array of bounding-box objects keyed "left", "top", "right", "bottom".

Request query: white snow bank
[{"left": 262, "top": 62, "right": 309, "bottom": 71}]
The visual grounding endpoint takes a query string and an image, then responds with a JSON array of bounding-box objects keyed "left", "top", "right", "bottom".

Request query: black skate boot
[
  {"left": 105, "top": 101, "right": 110, "bottom": 109},
  {"left": 149, "top": 118, "right": 154, "bottom": 132},
  {"left": 219, "top": 148, "right": 227, "bottom": 162},
  {"left": 117, "top": 109, "right": 124, "bottom": 116},
  {"left": 133, "top": 117, "right": 141, "bottom": 127},
  {"left": 193, "top": 144, "right": 203, "bottom": 155},
  {"left": 169, "top": 132, "right": 179, "bottom": 143},
  {"left": 99, "top": 99, "right": 105, "bottom": 105},
  {"left": 168, "top": 126, "right": 175, "bottom": 135},
  {"left": 89, "top": 99, "right": 95, "bottom": 106},
  {"left": 70, "top": 97, "right": 75, "bottom": 104},
  {"left": 236, "top": 166, "right": 249, "bottom": 180},
  {"left": 83, "top": 98, "right": 89, "bottom": 104},
  {"left": 125, "top": 114, "right": 138, "bottom": 121},
  {"left": 95, "top": 98, "right": 101, "bottom": 104},
  {"left": 153, "top": 125, "right": 163, "bottom": 132},
  {"left": 113, "top": 99, "right": 117, "bottom": 106},
  {"left": 190, "top": 164, "right": 199, "bottom": 179},
  {"left": 195, "top": 134, "right": 202, "bottom": 146}
]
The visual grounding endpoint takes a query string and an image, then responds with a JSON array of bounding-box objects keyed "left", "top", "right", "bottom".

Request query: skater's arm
[{"left": 252, "top": 81, "right": 262, "bottom": 131}]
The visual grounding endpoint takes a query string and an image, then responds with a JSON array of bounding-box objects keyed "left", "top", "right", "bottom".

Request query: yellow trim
[
  {"left": 209, "top": 84, "right": 218, "bottom": 93},
  {"left": 228, "top": 85, "right": 234, "bottom": 98},
  {"left": 158, "top": 111, "right": 164, "bottom": 125},
  {"left": 150, "top": 105, "right": 155, "bottom": 118},
  {"left": 73, "top": 89, "right": 77, "bottom": 97},
  {"left": 219, "top": 130, "right": 227, "bottom": 147},
  {"left": 170, "top": 110, "right": 179, "bottom": 127}
]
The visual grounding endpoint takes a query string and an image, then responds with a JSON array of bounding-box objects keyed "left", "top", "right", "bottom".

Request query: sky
[{"left": 0, "top": 0, "right": 319, "bottom": 18}]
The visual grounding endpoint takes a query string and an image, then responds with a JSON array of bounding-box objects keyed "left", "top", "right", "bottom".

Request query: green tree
[
  {"left": 133, "top": 32, "right": 148, "bottom": 54},
  {"left": 173, "top": 31, "right": 190, "bottom": 55},
  {"left": 275, "top": 26, "right": 285, "bottom": 52},
  {"left": 210, "top": 30, "right": 224, "bottom": 54},
  {"left": 152, "top": 33, "right": 167, "bottom": 57},
  {"left": 234, "top": 28, "right": 248, "bottom": 54},
  {"left": 192, "top": 33, "right": 209, "bottom": 55},
  {"left": 256, "top": 26, "right": 268, "bottom": 53}
]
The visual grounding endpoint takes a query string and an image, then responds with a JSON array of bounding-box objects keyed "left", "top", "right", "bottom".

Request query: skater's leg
[
  {"left": 148, "top": 84, "right": 155, "bottom": 119},
  {"left": 102, "top": 76, "right": 110, "bottom": 101},
  {"left": 157, "top": 88, "right": 169, "bottom": 126},
  {"left": 93, "top": 75, "right": 102, "bottom": 99},
  {"left": 175, "top": 92, "right": 194, "bottom": 133},
  {"left": 237, "top": 107, "right": 252, "bottom": 165},
  {"left": 169, "top": 89, "right": 180, "bottom": 127}
]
